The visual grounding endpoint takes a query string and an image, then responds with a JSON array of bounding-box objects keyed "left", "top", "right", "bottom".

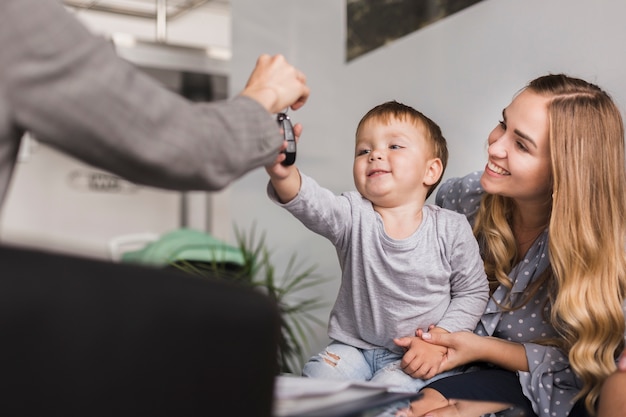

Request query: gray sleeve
[
  {"left": 436, "top": 212, "right": 489, "bottom": 332},
  {"left": 267, "top": 173, "right": 351, "bottom": 245},
  {"left": 1, "top": 0, "right": 281, "bottom": 191}
]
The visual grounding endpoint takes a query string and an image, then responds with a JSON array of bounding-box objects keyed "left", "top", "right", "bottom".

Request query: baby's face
[{"left": 353, "top": 117, "right": 434, "bottom": 207}]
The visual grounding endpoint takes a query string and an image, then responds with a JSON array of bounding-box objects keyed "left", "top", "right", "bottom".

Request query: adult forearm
[
  {"left": 5, "top": 0, "right": 283, "bottom": 192},
  {"left": 478, "top": 337, "right": 529, "bottom": 372},
  {"left": 420, "top": 330, "right": 529, "bottom": 372}
]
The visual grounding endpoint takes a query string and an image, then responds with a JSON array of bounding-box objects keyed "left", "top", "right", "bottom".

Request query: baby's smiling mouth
[{"left": 367, "top": 169, "right": 389, "bottom": 177}]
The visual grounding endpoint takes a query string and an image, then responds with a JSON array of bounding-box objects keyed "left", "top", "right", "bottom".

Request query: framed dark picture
[{"left": 347, "top": 0, "right": 485, "bottom": 62}]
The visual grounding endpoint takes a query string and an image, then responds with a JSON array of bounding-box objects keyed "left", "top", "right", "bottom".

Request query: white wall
[{"left": 228, "top": 0, "right": 626, "bottom": 361}]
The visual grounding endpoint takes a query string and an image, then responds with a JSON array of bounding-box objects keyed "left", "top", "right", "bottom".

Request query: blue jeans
[{"left": 302, "top": 341, "right": 457, "bottom": 393}]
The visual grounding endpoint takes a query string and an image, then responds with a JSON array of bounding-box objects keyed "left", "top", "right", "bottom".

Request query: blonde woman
[{"left": 396, "top": 74, "right": 626, "bottom": 417}]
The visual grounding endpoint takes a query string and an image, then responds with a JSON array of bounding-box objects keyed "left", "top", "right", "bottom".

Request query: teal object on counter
[{"left": 121, "top": 228, "right": 245, "bottom": 268}]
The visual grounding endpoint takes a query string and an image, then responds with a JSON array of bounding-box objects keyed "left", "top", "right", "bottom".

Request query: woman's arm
[{"left": 420, "top": 331, "right": 529, "bottom": 373}]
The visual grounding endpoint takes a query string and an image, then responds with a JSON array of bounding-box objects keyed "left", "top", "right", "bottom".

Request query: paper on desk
[
  {"left": 275, "top": 375, "right": 396, "bottom": 399},
  {"left": 273, "top": 376, "right": 414, "bottom": 417}
]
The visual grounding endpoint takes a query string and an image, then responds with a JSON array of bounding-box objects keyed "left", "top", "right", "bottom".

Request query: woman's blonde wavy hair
[{"left": 474, "top": 74, "right": 626, "bottom": 414}]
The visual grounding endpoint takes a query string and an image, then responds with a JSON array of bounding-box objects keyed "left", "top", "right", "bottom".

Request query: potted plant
[{"left": 165, "top": 225, "right": 329, "bottom": 374}]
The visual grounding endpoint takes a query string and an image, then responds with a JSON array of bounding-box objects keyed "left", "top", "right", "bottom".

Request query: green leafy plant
[{"left": 173, "top": 225, "right": 328, "bottom": 374}]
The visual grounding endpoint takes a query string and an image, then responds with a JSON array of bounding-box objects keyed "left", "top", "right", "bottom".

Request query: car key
[{"left": 277, "top": 112, "right": 296, "bottom": 166}]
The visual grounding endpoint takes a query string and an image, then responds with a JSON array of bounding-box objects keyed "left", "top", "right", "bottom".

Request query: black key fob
[{"left": 277, "top": 112, "right": 296, "bottom": 166}]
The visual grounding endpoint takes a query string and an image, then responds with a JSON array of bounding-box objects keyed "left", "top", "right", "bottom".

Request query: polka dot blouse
[{"left": 436, "top": 171, "right": 585, "bottom": 417}]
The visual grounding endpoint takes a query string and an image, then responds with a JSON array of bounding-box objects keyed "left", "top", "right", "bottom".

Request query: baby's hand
[
  {"left": 393, "top": 328, "right": 448, "bottom": 380},
  {"left": 265, "top": 122, "right": 302, "bottom": 179},
  {"left": 265, "top": 122, "right": 303, "bottom": 204}
]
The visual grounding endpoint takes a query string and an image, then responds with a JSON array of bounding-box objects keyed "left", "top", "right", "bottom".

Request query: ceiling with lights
[{"left": 62, "top": 0, "right": 227, "bottom": 19}]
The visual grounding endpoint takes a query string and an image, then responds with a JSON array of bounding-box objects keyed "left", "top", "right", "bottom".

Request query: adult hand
[
  {"left": 241, "top": 54, "right": 310, "bottom": 114},
  {"left": 419, "top": 331, "right": 529, "bottom": 374}
]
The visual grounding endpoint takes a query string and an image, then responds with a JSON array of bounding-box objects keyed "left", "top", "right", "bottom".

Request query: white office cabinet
[{"left": 0, "top": 134, "right": 182, "bottom": 260}]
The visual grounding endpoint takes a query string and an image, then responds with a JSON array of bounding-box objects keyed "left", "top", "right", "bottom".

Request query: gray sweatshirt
[{"left": 268, "top": 173, "right": 489, "bottom": 353}]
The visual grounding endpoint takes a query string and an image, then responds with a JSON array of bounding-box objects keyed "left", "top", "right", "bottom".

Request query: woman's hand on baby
[{"left": 417, "top": 330, "right": 483, "bottom": 371}]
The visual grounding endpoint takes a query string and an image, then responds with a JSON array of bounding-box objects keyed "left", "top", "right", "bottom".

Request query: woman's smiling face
[{"left": 480, "top": 89, "right": 553, "bottom": 204}]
